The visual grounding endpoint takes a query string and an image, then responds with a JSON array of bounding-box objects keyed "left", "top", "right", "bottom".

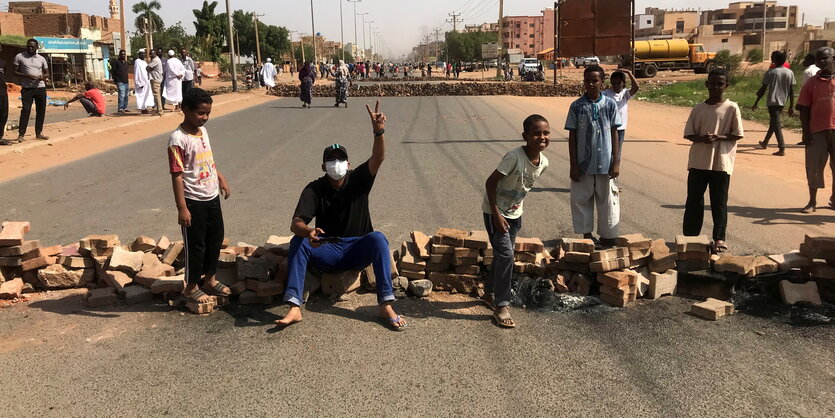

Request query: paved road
[{"left": 0, "top": 97, "right": 833, "bottom": 416}]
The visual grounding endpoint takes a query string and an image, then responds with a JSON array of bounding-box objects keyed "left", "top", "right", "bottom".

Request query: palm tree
[{"left": 133, "top": 1, "right": 164, "bottom": 34}]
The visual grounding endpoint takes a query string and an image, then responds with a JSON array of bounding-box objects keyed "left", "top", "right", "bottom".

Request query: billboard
[
  {"left": 481, "top": 42, "right": 498, "bottom": 60},
  {"left": 558, "top": 0, "right": 632, "bottom": 57}
]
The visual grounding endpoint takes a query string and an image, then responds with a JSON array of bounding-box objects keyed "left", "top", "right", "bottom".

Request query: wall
[
  {"left": 0, "top": 12, "right": 25, "bottom": 36},
  {"left": 502, "top": 16, "right": 544, "bottom": 57},
  {"left": 22, "top": 13, "right": 67, "bottom": 36},
  {"left": 697, "top": 34, "right": 745, "bottom": 55},
  {"left": 8, "top": 1, "right": 68, "bottom": 14},
  {"left": 542, "top": 8, "right": 555, "bottom": 52},
  {"left": 661, "top": 12, "right": 699, "bottom": 38}
]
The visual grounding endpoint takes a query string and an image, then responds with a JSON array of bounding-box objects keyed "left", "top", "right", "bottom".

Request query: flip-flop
[
  {"left": 379, "top": 315, "right": 408, "bottom": 332},
  {"left": 184, "top": 289, "right": 211, "bottom": 304},
  {"left": 712, "top": 241, "right": 728, "bottom": 254},
  {"left": 481, "top": 294, "right": 496, "bottom": 311},
  {"left": 493, "top": 311, "right": 516, "bottom": 328},
  {"left": 204, "top": 281, "right": 231, "bottom": 296}
]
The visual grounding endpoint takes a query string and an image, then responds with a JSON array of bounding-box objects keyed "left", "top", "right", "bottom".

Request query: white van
[{"left": 521, "top": 58, "right": 540, "bottom": 73}]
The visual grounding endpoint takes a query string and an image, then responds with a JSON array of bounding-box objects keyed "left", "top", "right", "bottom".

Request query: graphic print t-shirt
[
  {"left": 481, "top": 147, "right": 549, "bottom": 219},
  {"left": 168, "top": 126, "right": 219, "bottom": 201}
]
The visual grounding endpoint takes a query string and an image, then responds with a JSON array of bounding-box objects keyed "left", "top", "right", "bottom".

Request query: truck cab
[{"left": 689, "top": 44, "right": 716, "bottom": 74}]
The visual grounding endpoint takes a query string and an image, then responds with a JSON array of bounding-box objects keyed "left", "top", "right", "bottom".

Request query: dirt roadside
[{"left": 0, "top": 90, "right": 277, "bottom": 183}]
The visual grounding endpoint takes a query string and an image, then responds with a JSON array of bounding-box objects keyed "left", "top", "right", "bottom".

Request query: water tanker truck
[{"left": 621, "top": 39, "right": 716, "bottom": 78}]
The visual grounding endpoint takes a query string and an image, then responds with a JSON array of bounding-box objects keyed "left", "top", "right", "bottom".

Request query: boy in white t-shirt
[
  {"left": 603, "top": 68, "right": 640, "bottom": 157},
  {"left": 168, "top": 88, "right": 232, "bottom": 307},
  {"left": 482, "top": 114, "right": 550, "bottom": 328}
]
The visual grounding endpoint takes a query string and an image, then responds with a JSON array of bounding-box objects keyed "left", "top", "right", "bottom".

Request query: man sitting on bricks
[{"left": 276, "top": 100, "right": 407, "bottom": 331}]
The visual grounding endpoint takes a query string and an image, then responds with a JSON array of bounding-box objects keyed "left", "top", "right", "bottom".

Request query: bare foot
[
  {"left": 378, "top": 303, "right": 407, "bottom": 329},
  {"left": 275, "top": 306, "right": 303, "bottom": 327}
]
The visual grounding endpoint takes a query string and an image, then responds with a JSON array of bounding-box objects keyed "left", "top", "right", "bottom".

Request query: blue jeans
[
  {"left": 116, "top": 82, "right": 128, "bottom": 111},
  {"left": 284, "top": 231, "right": 394, "bottom": 306},
  {"left": 483, "top": 213, "right": 522, "bottom": 307}
]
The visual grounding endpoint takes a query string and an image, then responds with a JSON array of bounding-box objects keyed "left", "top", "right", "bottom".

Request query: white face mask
[{"left": 325, "top": 160, "right": 348, "bottom": 180}]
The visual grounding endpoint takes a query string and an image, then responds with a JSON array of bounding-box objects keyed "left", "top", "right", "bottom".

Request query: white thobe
[
  {"left": 261, "top": 63, "right": 277, "bottom": 87},
  {"left": 163, "top": 57, "right": 185, "bottom": 104},
  {"left": 133, "top": 59, "right": 155, "bottom": 110}
]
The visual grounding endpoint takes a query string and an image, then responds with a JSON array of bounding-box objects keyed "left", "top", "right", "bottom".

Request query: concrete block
[
  {"left": 809, "top": 262, "right": 835, "bottom": 279},
  {"left": 123, "top": 286, "right": 153, "bottom": 305},
  {"left": 575, "top": 273, "right": 593, "bottom": 296},
  {"left": 130, "top": 236, "right": 157, "bottom": 252},
  {"left": 109, "top": 246, "right": 144, "bottom": 275},
  {"left": 187, "top": 300, "right": 215, "bottom": 314},
  {"left": 150, "top": 275, "right": 185, "bottom": 294},
  {"left": 649, "top": 252, "right": 677, "bottom": 273},
  {"left": 464, "top": 230, "right": 491, "bottom": 250},
  {"left": 247, "top": 279, "right": 284, "bottom": 297},
  {"left": 597, "top": 271, "right": 632, "bottom": 288},
  {"left": 59, "top": 256, "right": 94, "bottom": 269},
  {"left": 0, "top": 277, "right": 24, "bottom": 299},
  {"left": 105, "top": 270, "right": 132, "bottom": 291},
  {"left": 675, "top": 235, "right": 711, "bottom": 253},
  {"left": 515, "top": 236, "right": 545, "bottom": 253},
  {"left": 0, "top": 221, "right": 30, "bottom": 246},
  {"left": 650, "top": 239, "right": 672, "bottom": 261},
  {"left": 86, "top": 287, "right": 117, "bottom": 308},
  {"left": 600, "top": 292, "right": 631, "bottom": 307},
  {"left": 21, "top": 245, "right": 62, "bottom": 261},
  {"left": 514, "top": 251, "right": 537, "bottom": 264},
  {"left": 455, "top": 247, "right": 480, "bottom": 258},
  {"left": 36, "top": 264, "right": 92, "bottom": 289},
  {"left": 779, "top": 280, "right": 822, "bottom": 306},
  {"left": 677, "top": 251, "right": 711, "bottom": 262},
  {"left": 0, "top": 240, "right": 40, "bottom": 257},
  {"left": 804, "top": 235, "right": 835, "bottom": 251},
  {"left": 589, "top": 257, "right": 629, "bottom": 273},
  {"left": 749, "top": 256, "right": 779, "bottom": 277},
  {"left": 236, "top": 256, "right": 274, "bottom": 281},
  {"left": 648, "top": 270, "right": 677, "bottom": 299},
  {"left": 410, "top": 230, "right": 432, "bottom": 258},
  {"left": 767, "top": 251, "right": 812, "bottom": 272},
  {"left": 560, "top": 238, "right": 595, "bottom": 253},
  {"left": 161, "top": 241, "right": 184, "bottom": 266},
  {"left": 433, "top": 228, "right": 469, "bottom": 247},
  {"left": 427, "top": 272, "right": 479, "bottom": 294},
  {"left": 713, "top": 255, "right": 756, "bottom": 276},
  {"left": 691, "top": 298, "right": 734, "bottom": 320},
  {"left": 558, "top": 258, "right": 590, "bottom": 273},
  {"left": 408, "top": 279, "right": 433, "bottom": 297},
  {"left": 431, "top": 244, "right": 455, "bottom": 254},
  {"left": 591, "top": 247, "right": 629, "bottom": 262},
  {"left": 0, "top": 257, "right": 22, "bottom": 267}
]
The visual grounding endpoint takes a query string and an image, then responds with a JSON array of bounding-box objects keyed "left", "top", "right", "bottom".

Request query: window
[
  {"left": 646, "top": 19, "right": 651, "bottom": 24},
  {"left": 721, "top": 38, "right": 728, "bottom": 43},
  {"left": 529, "top": 44, "right": 534, "bottom": 48},
  {"left": 515, "top": 44, "right": 520, "bottom": 48},
  {"left": 529, "top": 34, "right": 534, "bottom": 38},
  {"left": 676, "top": 20, "right": 684, "bottom": 33},
  {"left": 530, "top": 23, "right": 535, "bottom": 28},
  {"left": 516, "top": 23, "right": 520, "bottom": 28}
]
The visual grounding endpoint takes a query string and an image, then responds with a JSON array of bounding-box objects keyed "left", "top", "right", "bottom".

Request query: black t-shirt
[
  {"left": 110, "top": 58, "right": 129, "bottom": 83},
  {"left": 0, "top": 59, "right": 7, "bottom": 96},
  {"left": 293, "top": 161, "right": 376, "bottom": 237}
]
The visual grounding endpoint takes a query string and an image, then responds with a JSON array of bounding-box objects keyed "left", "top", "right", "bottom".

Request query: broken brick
[
  {"left": 399, "top": 241, "right": 427, "bottom": 271},
  {"left": 650, "top": 239, "right": 672, "bottom": 260},
  {"left": 0, "top": 257, "right": 22, "bottom": 267},
  {"left": 264, "top": 235, "right": 293, "bottom": 256},
  {"left": 0, "top": 277, "right": 24, "bottom": 299},
  {"left": 677, "top": 251, "right": 711, "bottom": 262},
  {"left": 433, "top": 228, "right": 469, "bottom": 247},
  {"left": 713, "top": 255, "right": 756, "bottom": 276},
  {"left": 648, "top": 270, "right": 677, "bottom": 299},
  {"left": 320, "top": 270, "right": 361, "bottom": 295},
  {"left": 427, "top": 271, "right": 479, "bottom": 293},
  {"left": 575, "top": 273, "right": 593, "bottom": 296},
  {"left": 122, "top": 286, "right": 153, "bottom": 305},
  {"left": 599, "top": 292, "right": 630, "bottom": 307},
  {"left": 425, "top": 262, "right": 451, "bottom": 273},
  {"left": 429, "top": 253, "right": 453, "bottom": 264},
  {"left": 247, "top": 279, "right": 284, "bottom": 297},
  {"left": 675, "top": 235, "right": 711, "bottom": 253},
  {"left": 514, "top": 251, "right": 537, "bottom": 264},
  {"left": 767, "top": 252, "right": 812, "bottom": 272},
  {"left": 560, "top": 238, "right": 595, "bottom": 253},
  {"left": 804, "top": 235, "right": 835, "bottom": 251},
  {"left": 59, "top": 256, "right": 94, "bottom": 269},
  {"left": 36, "top": 264, "right": 93, "bottom": 288},
  {"left": 86, "top": 287, "right": 117, "bottom": 308},
  {"left": 597, "top": 271, "right": 632, "bottom": 288},
  {"left": 454, "top": 247, "right": 480, "bottom": 258},
  {"left": 553, "top": 272, "right": 570, "bottom": 293},
  {"left": 515, "top": 237, "right": 545, "bottom": 253},
  {"left": 161, "top": 241, "right": 184, "bottom": 265},
  {"left": 558, "top": 258, "right": 590, "bottom": 273},
  {"left": 691, "top": 298, "right": 734, "bottom": 320},
  {"left": 187, "top": 300, "right": 215, "bottom": 314},
  {"left": 410, "top": 231, "right": 432, "bottom": 258},
  {"left": 648, "top": 252, "right": 677, "bottom": 273},
  {"left": 779, "top": 280, "right": 822, "bottom": 306},
  {"left": 616, "top": 234, "right": 652, "bottom": 250},
  {"left": 0, "top": 222, "right": 30, "bottom": 246},
  {"left": 0, "top": 240, "right": 40, "bottom": 257},
  {"left": 150, "top": 275, "right": 185, "bottom": 294},
  {"left": 431, "top": 244, "right": 455, "bottom": 254},
  {"left": 455, "top": 264, "right": 480, "bottom": 275},
  {"left": 154, "top": 236, "right": 171, "bottom": 254},
  {"left": 452, "top": 256, "right": 478, "bottom": 266},
  {"left": 130, "top": 236, "right": 157, "bottom": 252},
  {"left": 749, "top": 256, "right": 779, "bottom": 276},
  {"left": 21, "top": 256, "right": 56, "bottom": 271},
  {"left": 105, "top": 270, "right": 132, "bottom": 291},
  {"left": 108, "top": 246, "right": 145, "bottom": 275},
  {"left": 400, "top": 270, "right": 426, "bottom": 280}
]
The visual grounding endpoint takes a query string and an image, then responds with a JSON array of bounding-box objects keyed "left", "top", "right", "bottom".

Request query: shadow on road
[
  {"left": 661, "top": 204, "right": 835, "bottom": 226},
  {"left": 28, "top": 291, "right": 176, "bottom": 317},
  {"left": 530, "top": 187, "right": 570, "bottom": 193}
]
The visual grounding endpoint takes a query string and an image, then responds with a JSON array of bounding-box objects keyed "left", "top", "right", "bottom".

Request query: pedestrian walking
[
  {"left": 133, "top": 49, "right": 154, "bottom": 114},
  {"left": 482, "top": 114, "right": 550, "bottom": 328},
  {"left": 147, "top": 49, "right": 164, "bottom": 116},
  {"left": 753, "top": 51, "right": 795, "bottom": 156},
  {"left": 566, "top": 65, "right": 622, "bottom": 248},
  {"left": 0, "top": 49, "right": 10, "bottom": 146},
  {"left": 63, "top": 82, "right": 106, "bottom": 117},
  {"left": 260, "top": 58, "right": 277, "bottom": 94},
  {"left": 602, "top": 69, "right": 639, "bottom": 158},
  {"left": 163, "top": 50, "right": 185, "bottom": 111},
  {"left": 797, "top": 47, "right": 835, "bottom": 214},
  {"left": 195, "top": 63, "right": 203, "bottom": 86},
  {"left": 334, "top": 60, "right": 350, "bottom": 108},
  {"left": 168, "top": 88, "right": 232, "bottom": 309},
  {"left": 110, "top": 49, "right": 130, "bottom": 113},
  {"left": 299, "top": 61, "right": 315, "bottom": 108},
  {"left": 682, "top": 69, "right": 744, "bottom": 254},
  {"left": 180, "top": 49, "right": 196, "bottom": 96},
  {"left": 14, "top": 38, "right": 50, "bottom": 141}
]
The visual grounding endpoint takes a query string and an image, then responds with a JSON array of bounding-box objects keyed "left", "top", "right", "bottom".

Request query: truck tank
[{"left": 633, "top": 39, "right": 690, "bottom": 60}]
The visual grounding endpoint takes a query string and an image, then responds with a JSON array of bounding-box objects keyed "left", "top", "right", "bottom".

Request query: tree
[
  {"left": 714, "top": 50, "right": 743, "bottom": 76},
  {"left": 192, "top": 1, "right": 227, "bottom": 61},
  {"left": 445, "top": 30, "right": 496, "bottom": 62},
  {"left": 294, "top": 44, "right": 315, "bottom": 63},
  {"left": 331, "top": 50, "right": 354, "bottom": 64},
  {"left": 132, "top": 1, "right": 164, "bottom": 34}
]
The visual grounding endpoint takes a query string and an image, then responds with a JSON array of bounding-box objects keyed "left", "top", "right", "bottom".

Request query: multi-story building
[
  {"left": 703, "top": 1, "right": 798, "bottom": 33},
  {"left": 501, "top": 15, "right": 544, "bottom": 57},
  {"left": 697, "top": 1, "right": 810, "bottom": 56},
  {"left": 634, "top": 7, "right": 700, "bottom": 40},
  {"left": 464, "top": 22, "right": 499, "bottom": 33}
]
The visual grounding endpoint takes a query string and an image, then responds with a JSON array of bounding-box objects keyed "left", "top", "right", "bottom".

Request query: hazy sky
[{"left": 44, "top": 0, "right": 834, "bottom": 57}]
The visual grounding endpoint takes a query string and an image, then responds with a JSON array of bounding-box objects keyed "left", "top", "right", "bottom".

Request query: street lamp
[
  {"left": 357, "top": 12, "right": 368, "bottom": 60},
  {"left": 347, "top": 0, "right": 362, "bottom": 61},
  {"left": 309, "top": 0, "right": 317, "bottom": 64},
  {"left": 339, "top": 0, "right": 345, "bottom": 61},
  {"left": 365, "top": 19, "right": 375, "bottom": 61}
]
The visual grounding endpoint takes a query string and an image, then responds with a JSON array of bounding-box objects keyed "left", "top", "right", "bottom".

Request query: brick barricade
[{"left": 268, "top": 82, "right": 583, "bottom": 98}]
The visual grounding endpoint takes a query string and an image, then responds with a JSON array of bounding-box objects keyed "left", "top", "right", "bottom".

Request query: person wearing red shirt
[
  {"left": 797, "top": 47, "right": 835, "bottom": 213},
  {"left": 64, "top": 82, "right": 106, "bottom": 116}
]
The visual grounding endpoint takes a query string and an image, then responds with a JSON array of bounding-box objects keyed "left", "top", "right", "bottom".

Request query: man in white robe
[
  {"left": 133, "top": 49, "right": 155, "bottom": 113},
  {"left": 162, "top": 50, "right": 185, "bottom": 109},
  {"left": 260, "top": 58, "right": 277, "bottom": 93}
]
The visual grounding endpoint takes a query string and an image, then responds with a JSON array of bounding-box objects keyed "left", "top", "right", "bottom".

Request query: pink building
[{"left": 501, "top": 15, "right": 544, "bottom": 57}]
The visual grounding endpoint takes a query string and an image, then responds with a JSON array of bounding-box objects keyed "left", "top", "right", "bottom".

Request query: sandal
[
  {"left": 379, "top": 315, "right": 408, "bottom": 331},
  {"left": 712, "top": 240, "right": 728, "bottom": 254},
  {"left": 801, "top": 204, "right": 816, "bottom": 214},
  {"left": 493, "top": 310, "right": 516, "bottom": 328},
  {"left": 184, "top": 289, "right": 211, "bottom": 304},
  {"left": 481, "top": 294, "right": 496, "bottom": 311},
  {"left": 204, "top": 281, "right": 231, "bottom": 296}
]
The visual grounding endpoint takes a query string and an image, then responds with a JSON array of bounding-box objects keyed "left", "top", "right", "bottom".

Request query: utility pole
[
  {"left": 253, "top": 13, "right": 264, "bottom": 66},
  {"left": 433, "top": 28, "right": 441, "bottom": 61},
  {"left": 119, "top": 0, "right": 126, "bottom": 51},
  {"left": 496, "top": 0, "right": 504, "bottom": 78},
  {"left": 310, "top": 0, "right": 318, "bottom": 63},
  {"left": 447, "top": 12, "right": 462, "bottom": 31},
  {"left": 348, "top": 0, "right": 362, "bottom": 61},
  {"left": 144, "top": 17, "right": 152, "bottom": 55},
  {"left": 366, "top": 20, "right": 375, "bottom": 60},
  {"left": 225, "top": 0, "right": 237, "bottom": 91},
  {"left": 358, "top": 13, "right": 369, "bottom": 60},
  {"left": 761, "top": 0, "right": 767, "bottom": 54},
  {"left": 339, "top": 0, "right": 345, "bottom": 61}
]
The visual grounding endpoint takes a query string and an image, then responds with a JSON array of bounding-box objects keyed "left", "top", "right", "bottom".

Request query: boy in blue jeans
[
  {"left": 482, "top": 114, "right": 550, "bottom": 328},
  {"left": 566, "top": 65, "right": 622, "bottom": 248}
]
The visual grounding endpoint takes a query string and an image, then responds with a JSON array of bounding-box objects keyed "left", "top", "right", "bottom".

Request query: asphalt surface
[{"left": 0, "top": 96, "right": 833, "bottom": 416}]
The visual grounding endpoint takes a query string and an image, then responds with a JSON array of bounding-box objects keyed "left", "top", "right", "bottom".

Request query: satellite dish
[{"left": 316, "top": 32, "right": 322, "bottom": 36}]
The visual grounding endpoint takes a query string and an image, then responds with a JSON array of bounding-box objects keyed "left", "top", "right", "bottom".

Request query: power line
[{"left": 446, "top": 11, "right": 463, "bottom": 31}]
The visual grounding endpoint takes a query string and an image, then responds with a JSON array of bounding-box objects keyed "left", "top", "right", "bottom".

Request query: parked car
[
  {"left": 573, "top": 56, "right": 600, "bottom": 67},
  {"left": 521, "top": 58, "right": 541, "bottom": 74}
]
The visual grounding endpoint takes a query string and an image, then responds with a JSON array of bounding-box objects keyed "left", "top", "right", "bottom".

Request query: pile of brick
[
  {"left": 268, "top": 82, "right": 583, "bottom": 98},
  {"left": 398, "top": 228, "right": 489, "bottom": 295}
]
